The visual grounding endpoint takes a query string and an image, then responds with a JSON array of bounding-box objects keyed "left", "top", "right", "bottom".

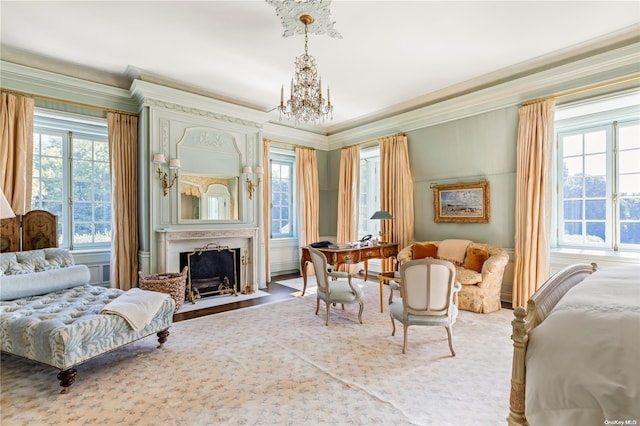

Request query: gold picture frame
[{"left": 433, "top": 181, "right": 490, "bottom": 223}]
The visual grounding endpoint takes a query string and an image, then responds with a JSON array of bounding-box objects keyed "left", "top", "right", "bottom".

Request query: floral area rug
[{"left": 1, "top": 280, "right": 514, "bottom": 425}]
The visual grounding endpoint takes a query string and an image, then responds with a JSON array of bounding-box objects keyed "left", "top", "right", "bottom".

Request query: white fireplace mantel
[{"left": 156, "top": 228, "right": 259, "bottom": 291}]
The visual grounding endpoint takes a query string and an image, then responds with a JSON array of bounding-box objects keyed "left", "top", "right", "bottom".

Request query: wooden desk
[{"left": 300, "top": 243, "right": 398, "bottom": 296}]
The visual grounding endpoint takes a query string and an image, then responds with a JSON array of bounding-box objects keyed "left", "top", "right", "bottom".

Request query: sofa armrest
[
  {"left": 478, "top": 248, "right": 509, "bottom": 289},
  {"left": 397, "top": 245, "right": 414, "bottom": 264}
]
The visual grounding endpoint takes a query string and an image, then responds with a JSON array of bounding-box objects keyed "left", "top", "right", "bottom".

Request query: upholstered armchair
[
  {"left": 308, "top": 247, "right": 364, "bottom": 326},
  {"left": 397, "top": 239, "right": 509, "bottom": 313},
  {"left": 389, "top": 258, "right": 461, "bottom": 355}
]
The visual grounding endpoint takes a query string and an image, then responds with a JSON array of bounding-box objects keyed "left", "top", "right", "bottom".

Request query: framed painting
[{"left": 433, "top": 181, "right": 490, "bottom": 223}]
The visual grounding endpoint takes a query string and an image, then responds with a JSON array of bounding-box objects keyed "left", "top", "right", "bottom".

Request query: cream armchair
[
  {"left": 309, "top": 247, "right": 365, "bottom": 326},
  {"left": 397, "top": 239, "right": 509, "bottom": 313}
]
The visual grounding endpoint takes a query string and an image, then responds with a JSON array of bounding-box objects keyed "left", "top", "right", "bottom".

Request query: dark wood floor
[{"left": 172, "top": 273, "right": 301, "bottom": 322}]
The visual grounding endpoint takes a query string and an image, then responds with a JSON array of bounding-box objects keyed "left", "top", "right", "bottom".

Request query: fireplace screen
[{"left": 180, "top": 243, "right": 240, "bottom": 303}]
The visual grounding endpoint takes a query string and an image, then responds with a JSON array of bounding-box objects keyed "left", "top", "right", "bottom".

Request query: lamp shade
[
  {"left": 0, "top": 189, "right": 15, "bottom": 219},
  {"left": 370, "top": 210, "right": 392, "bottom": 220}
]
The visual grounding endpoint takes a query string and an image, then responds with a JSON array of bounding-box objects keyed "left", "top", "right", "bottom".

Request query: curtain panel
[
  {"left": 513, "top": 99, "right": 555, "bottom": 307},
  {"left": 262, "top": 139, "right": 271, "bottom": 282},
  {"left": 0, "top": 92, "right": 34, "bottom": 214},
  {"left": 337, "top": 145, "right": 360, "bottom": 272},
  {"left": 380, "top": 134, "right": 415, "bottom": 270},
  {"left": 107, "top": 112, "right": 139, "bottom": 290},
  {"left": 295, "top": 146, "right": 320, "bottom": 249}
]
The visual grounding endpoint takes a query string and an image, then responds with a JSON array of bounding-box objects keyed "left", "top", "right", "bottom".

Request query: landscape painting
[{"left": 433, "top": 181, "right": 490, "bottom": 223}]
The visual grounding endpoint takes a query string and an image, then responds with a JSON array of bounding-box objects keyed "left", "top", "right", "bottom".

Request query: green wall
[{"left": 321, "top": 105, "right": 519, "bottom": 248}]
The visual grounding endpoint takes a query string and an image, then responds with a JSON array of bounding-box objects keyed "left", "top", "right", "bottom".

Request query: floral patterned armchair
[{"left": 397, "top": 239, "right": 509, "bottom": 313}]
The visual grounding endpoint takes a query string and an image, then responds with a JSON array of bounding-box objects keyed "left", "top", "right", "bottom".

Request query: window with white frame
[
  {"left": 270, "top": 150, "right": 296, "bottom": 238},
  {"left": 358, "top": 145, "right": 381, "bottom": 239},
  {"left": 555, "top": 91, "right": 640, "bottom": 252},
  {"left": 31, "top": 109, "right": 111, "bottom": 249}
]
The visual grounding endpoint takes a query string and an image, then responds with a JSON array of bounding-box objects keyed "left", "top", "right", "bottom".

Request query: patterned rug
[{"left": 1, "top": 281, "right": 514, "bottom": 426}]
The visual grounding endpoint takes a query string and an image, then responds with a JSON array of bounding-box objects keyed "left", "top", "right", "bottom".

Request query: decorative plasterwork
[
  {"left": 266, "top": 0, "right": 342, "bottom": 38},
  {"left": 144, "top": 99, "right": 262, "bottom": 129}
]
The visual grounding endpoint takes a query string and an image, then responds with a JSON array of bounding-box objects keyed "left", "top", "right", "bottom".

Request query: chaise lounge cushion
[
  {"left": 0, "top": 265, "right": 90, "bottom": 301},
  {"left": 412, "top": 242, "right": 438, "bottom": 259}
]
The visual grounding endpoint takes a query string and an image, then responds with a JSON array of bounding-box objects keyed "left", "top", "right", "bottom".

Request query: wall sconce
[
  {"left": 153, "top": 154, "right": 181, "bottom": 196},
  {"left": 243, "top": 165, "right": 264, "bottom": 200}
]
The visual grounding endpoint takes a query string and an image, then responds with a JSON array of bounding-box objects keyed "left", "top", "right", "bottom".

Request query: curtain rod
[
  {"left": 344, "top": 132, "right": 406, "bottom": 149},
  {"left": 263, "top": 138, "right": 315, "bottom": 150},
  {"left": 521, "top": 74, "right": 640, "bottom": 106},
  {"left": 1, "top": 88, "right": 139, "bottom": 117}
]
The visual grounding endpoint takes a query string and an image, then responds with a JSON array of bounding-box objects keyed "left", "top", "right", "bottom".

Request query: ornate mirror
[{"left": 176, "top": 128, "right": 241, "bottom": 222}]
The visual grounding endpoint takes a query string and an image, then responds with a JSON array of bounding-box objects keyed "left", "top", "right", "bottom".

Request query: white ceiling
[{"left": 1, "top": 1, "right": 639, "bottom": 135}]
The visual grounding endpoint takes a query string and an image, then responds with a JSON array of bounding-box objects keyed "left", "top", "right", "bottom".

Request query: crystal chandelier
[{"left": 278, "top": 14, "right": 333, "bottom": 126}]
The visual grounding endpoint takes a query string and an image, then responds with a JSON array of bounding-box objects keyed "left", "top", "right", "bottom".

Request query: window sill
[{"left": 551, "top": 247, "right": 640, "bottom": 266}]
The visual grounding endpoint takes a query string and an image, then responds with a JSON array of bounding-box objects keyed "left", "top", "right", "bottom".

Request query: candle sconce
[
  {"left": 153, "top": 154, "right": 181, "bottom": 196},
  {"left": 242, "top": 165, "right": 264, "bottom": 200}
]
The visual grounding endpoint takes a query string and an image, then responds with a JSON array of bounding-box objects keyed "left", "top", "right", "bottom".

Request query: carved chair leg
[
  {"left": 402, "top": 325, "right": 408, "bottom": 354},
  {"left": 391, "top": 315, "right": 396, "bottom": 336},
  {"left": 157, "top": 329, "right": 170, "bottom": 348},
  {"left": 57, "top": 368, "right": 77, "bottom": 394},
  {"left": 445, "top": 325, "right": 456, "bottom": 356},
  {"left": 357, "top": 301, "right": 363, "bottom": 324}
]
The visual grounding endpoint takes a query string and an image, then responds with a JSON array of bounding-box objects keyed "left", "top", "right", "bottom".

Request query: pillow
[
  {"left": 413, "top": 243, "right": 437, "bottom": 259},
  {"left": 464, "top": 247, "right": 489, "bottom": 273},
  {"left": 0, "top": 265, "right": 90, "bottom": 301}
]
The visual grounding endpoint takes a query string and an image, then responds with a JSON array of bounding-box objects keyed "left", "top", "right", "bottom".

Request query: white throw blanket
[
  {"left": 437, "top": 239, "right": 471, "bottom": 265},
  {"left": 101, "top": 288, "right": 168, "bottom": 331}
]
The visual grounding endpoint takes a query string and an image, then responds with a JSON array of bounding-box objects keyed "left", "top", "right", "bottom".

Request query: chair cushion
[
  {"left": 413, "top": 243, "right": 437, "bottom": 259},
  {"left": 455, "top": 267, "right": 482, "bottom": 285},
  {"left": 317, "top": 280, "right": 363, "bottom": 304},
  {"left": 389, "top": 299, "right": 457, "bottom": 326},
  {"left": 463, "top": 247, "right": 489, "bottom": 273}
]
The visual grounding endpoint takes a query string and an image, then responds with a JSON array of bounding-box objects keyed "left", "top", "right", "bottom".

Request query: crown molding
[
  {"left": 0, "top": 61, "right": 137, "bottom": 113},
  {"left": 129, "top": 80, "right": 267, "bottom": 129},
  {"left": 327, "top": 42, "right": 640, "bottom": 149}
]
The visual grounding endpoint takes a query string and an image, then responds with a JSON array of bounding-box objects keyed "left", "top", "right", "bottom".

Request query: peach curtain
[
  {"left": 295, "top": 146, "right": 319, "bottom": 249},
  {"left": 337, "top": 145, "right": 360, "bottom": 272},
  {"left": 0, "top": 93, "right": 34, "bottom": 214},
  {"left": 262, "top": 139, "right": 271, "bottom": 282},
  {"left": 513, "top": 99, "right": 555, "bottom": 307},
  {"left": 107, "top": 112, "right": 139, "bottom": 290},
  {"left": 380, "top": 134, "right": 414, "bottom": 271}
]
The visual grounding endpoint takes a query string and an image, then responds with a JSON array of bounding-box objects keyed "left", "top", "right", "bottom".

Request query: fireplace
[
  {"left": 180, "top": 244, "right": 241, "bottom": 302},
  {"left": 156, "top": 228, "right": 259, "bottom": 293}
]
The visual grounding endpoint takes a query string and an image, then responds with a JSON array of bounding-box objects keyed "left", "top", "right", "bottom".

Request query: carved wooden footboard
[{"left": 507, "top": 262, "right": 597, "bottom": 426}]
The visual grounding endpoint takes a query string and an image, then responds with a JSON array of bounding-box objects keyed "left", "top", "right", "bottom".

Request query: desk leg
[
  {"left": 363, "top": 259, "right": 368, "bottom": 281},
  {"left": 379, "top": 279, "right": 384, "bottom": 313},
  {"left": 300, "top": 259, "right": 309, "bottom": 295}
]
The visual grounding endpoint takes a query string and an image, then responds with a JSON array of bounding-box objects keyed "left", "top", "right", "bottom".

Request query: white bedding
[{"left": 525, "top": 265, "right": 640, "bottom": 426}]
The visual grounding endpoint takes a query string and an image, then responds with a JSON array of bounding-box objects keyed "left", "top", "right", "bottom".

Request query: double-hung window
[
  {"left": 31, "top": 109, "right": 111, "bottom": 249},
  {"left": 270, "top": 150, "right": 296, "bottom": 238},
  {"left": 555, "top": 91, "right": 640, "bottom": 252},
  {"left": 358, "top": 145, "right": 381, "bottom": 239}
]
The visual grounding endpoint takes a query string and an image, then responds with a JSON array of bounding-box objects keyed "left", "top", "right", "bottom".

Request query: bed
[{"left": 508, "top": 263, "right": 640, "bottom": 426}]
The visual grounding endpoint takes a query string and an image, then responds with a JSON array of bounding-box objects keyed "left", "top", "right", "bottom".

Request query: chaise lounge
[{"left": 0, "top": 248, "right": 174, "bottom": 393}]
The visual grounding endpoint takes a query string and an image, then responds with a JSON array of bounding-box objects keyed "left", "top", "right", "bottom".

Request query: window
[
  {"left": 555, "top": 91, "right": 640, "bottom": 252},
  {"left": 270, "top": 151, "right": 296, "bottom": 238},
  {"left": 358, "top": 146, "right": 380, "bottom": 239},
  {"left": 31, "top": 109, "right": 111, "bottom": 249}
]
